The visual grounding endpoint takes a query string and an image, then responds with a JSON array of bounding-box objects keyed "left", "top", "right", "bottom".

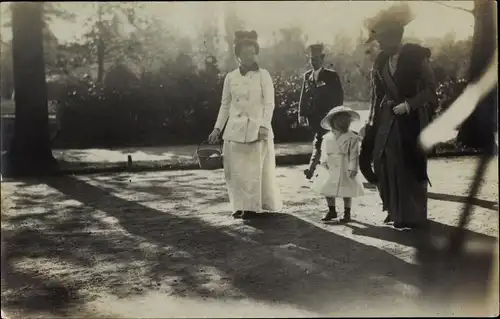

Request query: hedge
[{"left": 24, "top": 68, "right": 480, "bottom": 155}]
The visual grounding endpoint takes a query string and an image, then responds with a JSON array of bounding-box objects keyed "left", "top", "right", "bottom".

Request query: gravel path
[
  {"left": 51, "top": 112, "right": 370, "bottom": 165},
  {"left": 1, "top": 156, "right": 498, "bottom": 318}
]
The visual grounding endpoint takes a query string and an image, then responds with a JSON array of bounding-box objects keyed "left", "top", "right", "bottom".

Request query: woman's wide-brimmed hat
[
  {"left": 320, "top": 106, "right": 361, "bottom": 130},
  {"left": 364, "top": 2, "right": 415, "bottom": 43}
]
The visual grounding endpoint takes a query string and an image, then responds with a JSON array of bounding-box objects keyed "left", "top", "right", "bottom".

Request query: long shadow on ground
[
  {"left": 1, "top": 254, "right": 83, "bottom": 318},
  {"left": 2, "top": 175, "right": 497, "bottom": 317},
  {"left": 345, "top": 220, "right": 497, "bottom": 248},
  {"left": 341, "top": 219, "right": 496, "bottom": 305}
]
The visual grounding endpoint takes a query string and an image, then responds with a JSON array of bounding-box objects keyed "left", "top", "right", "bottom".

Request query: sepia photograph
[{"left": 0, "top": 1, "right": 498, "bottom": 318}]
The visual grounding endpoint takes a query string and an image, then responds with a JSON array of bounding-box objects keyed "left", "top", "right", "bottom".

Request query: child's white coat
[{"left": 311, "top": 130, "right": 365, "bottom": 198}]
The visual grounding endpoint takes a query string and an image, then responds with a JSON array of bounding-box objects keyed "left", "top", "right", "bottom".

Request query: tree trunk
[
  {"left": 468, "top": 0, "right": 496, "bottom": 82},
  {"left": 3, "top": 2, "right": 57, "bottom": 177},
  {"left": 456, "top": 0, "right": 497, "bottom": 153},
  {"left": 96, "top": 3, "right": 105, "bottom": 84},
  {"left": 97, "top": 38, "right": 105, "bottom": 83}
]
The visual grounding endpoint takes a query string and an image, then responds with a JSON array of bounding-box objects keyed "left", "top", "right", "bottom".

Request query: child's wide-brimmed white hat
[{"left": 320, "top": 106, "right": 361, "bottom": 130}]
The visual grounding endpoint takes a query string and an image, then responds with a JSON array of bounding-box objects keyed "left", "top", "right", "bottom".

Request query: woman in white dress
[{"left": 208, "top": 30, "right": 282, "bottom": 220}]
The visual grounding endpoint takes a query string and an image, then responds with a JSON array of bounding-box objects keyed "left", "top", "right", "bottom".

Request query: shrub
[
  {"left": 55, "top": 69, "right": 314, "bottom": 148},
  {"left": 436, "top": 78, "right": 468, "bottom": 116},
  {"left": 53, "top": 70, "right": 479, "bottom": 156}
]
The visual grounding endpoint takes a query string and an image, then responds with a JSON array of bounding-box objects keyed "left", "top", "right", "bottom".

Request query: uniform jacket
[
  {"left": 298, "top": 68, "right": 344, "bottom": 128},
  {"left": 214, "top": 68, "right": 275, "bottom": 143}
]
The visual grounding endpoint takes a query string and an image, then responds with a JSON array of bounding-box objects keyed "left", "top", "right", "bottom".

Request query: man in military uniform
[{"left": 298, "top": 43, "right": 344, "bottom": 179}]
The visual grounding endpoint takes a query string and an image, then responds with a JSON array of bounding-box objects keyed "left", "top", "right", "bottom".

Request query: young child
[{"left": 311, "top": 106, "right": 365, "bottom": 222}]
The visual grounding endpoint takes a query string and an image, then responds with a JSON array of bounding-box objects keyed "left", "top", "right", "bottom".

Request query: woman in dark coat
[{"left": 362, "top": 3, "right": 438, "bottom": 229}]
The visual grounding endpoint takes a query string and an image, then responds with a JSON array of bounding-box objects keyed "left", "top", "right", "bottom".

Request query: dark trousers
[{"left": 307, "top": 123, "right": 327, "bottom": 172}]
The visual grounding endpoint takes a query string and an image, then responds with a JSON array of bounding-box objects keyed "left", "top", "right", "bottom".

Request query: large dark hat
[
  {"left": 234, "top": 30, "right": 258, "bottom": 44},
  {"left": 307, "top": 43, "right": 325, "bottom": 57},
  {"left": 364, "top": 2, "right": 415, "bottom": 43},
  {"left": 234, "top": 30, "right": 260, "bottom": 56}
]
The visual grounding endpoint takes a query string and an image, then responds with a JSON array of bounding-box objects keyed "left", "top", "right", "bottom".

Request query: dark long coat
[{"left": 360, "top": 44, "right": 438, "bottom": 184}]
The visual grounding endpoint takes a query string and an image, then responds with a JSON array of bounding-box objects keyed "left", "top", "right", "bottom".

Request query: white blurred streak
[{"left": 419, "top": 45, "right": 498, "bottom": 151}]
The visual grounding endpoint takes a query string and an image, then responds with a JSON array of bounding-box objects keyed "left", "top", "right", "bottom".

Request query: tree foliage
[
  {"left": 0, "top": 3, "right": 479, "bottom": 152},
  {"left": 1, "top": 2, "right": 76, "bottom": 28}
]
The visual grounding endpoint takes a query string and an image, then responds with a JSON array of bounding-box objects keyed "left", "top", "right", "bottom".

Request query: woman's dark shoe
[
  {"left": 405, "top": 222, "right": 427, "bottom": 229},
  {"left": 321, "top": 207, "right": 337, "bottom": 222},
  {"left": 232, "top": 211, "right": 244, "bottom": 219},
  {"left": 393, "top": 223, "right": 406, "bottom": 229},
  {"left": 394, "top": 222, "right": 425, "bottom": 229},
  {"left": 340, "top": 208, "right": 351, "bottom": 223},
  {"left": 241, "top": 211, "right": 258, "bottom": 220},
  {"left": 393, "top": 222, "right": 413, "bottom": 230}
]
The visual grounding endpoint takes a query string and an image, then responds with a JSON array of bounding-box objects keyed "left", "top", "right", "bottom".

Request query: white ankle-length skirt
[{"left": 223, "top": 139, "right": 282, "bottom": 213}]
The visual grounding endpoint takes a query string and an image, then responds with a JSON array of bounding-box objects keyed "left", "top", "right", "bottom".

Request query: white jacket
[{"left": 214, "top": 68, "right": 275, "bottom": 143}]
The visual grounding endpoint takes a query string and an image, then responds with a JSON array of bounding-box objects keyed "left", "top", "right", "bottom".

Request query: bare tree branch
[{"left": 431, "top": 1, "right": 474, "bottom": 14}]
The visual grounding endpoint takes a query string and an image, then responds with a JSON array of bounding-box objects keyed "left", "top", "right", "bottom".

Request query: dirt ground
[{"left": 1, "top": 156, "right": 498, "bottom": 318}]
